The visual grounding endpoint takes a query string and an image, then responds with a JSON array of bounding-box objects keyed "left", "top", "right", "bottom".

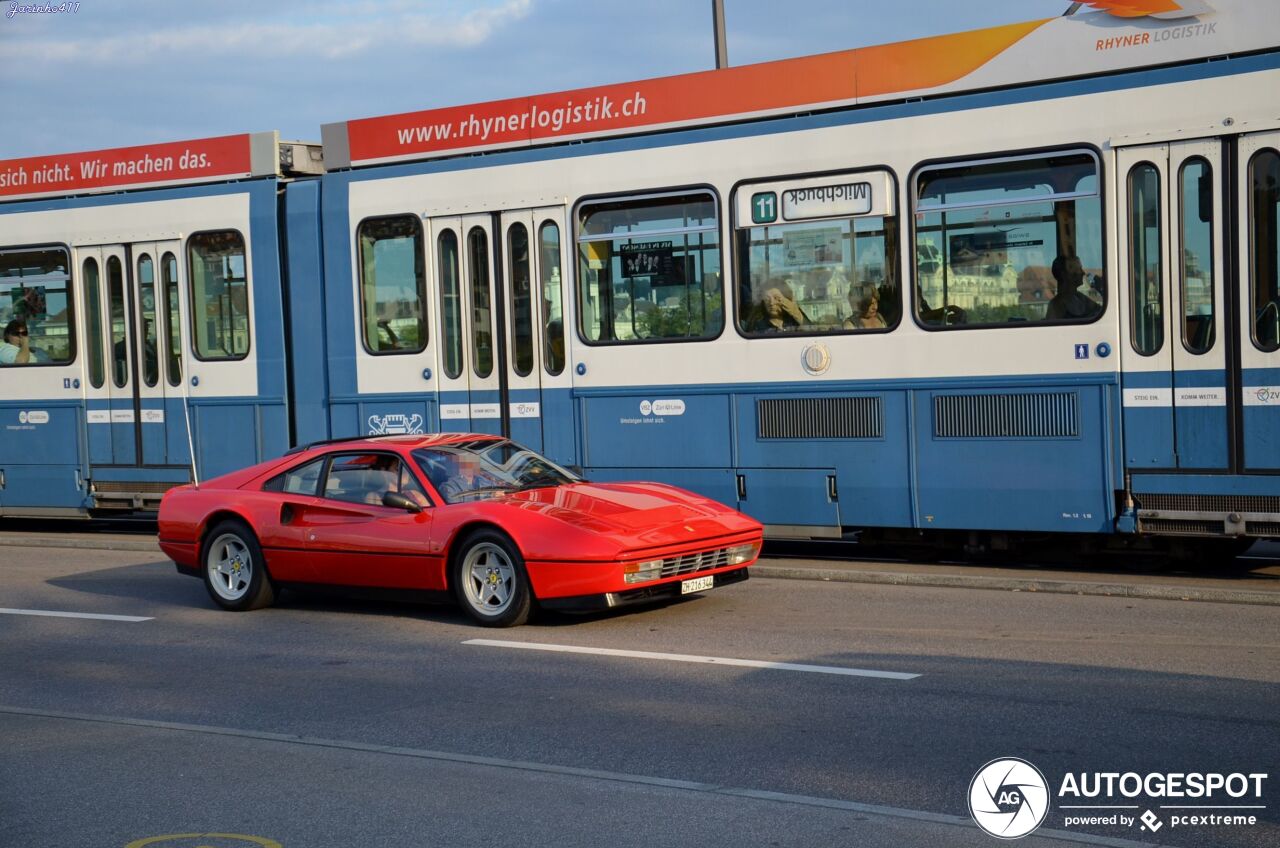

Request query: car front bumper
[{"left": 536, "top": 567, "right": 749, "bottom": 613}]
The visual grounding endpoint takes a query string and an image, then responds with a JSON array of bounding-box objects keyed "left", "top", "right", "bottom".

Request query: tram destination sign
[
  {"left": 782, "top": 183, "right": 873, "bottom": 222},
  {"left": 0, "top": 133, "right": 280, "bottom": 202},
  {"left": 737, "top": 171, "right": 895, "bottom": 226}
]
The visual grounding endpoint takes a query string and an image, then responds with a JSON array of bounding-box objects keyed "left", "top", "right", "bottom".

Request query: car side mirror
[{"left": 382, "top": 491, "right": 423, "bottom": 513}]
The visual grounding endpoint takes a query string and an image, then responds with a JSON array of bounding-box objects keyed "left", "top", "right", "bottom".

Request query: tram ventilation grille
[
  {"left": 92, "top": 480, "right": 180, "bottom": 495},
  {"left": 1136, "top": 493, "right": 1280, "bottom": 514},
  {"left": 757, "top": 397, "right": 882, "bottom": 440},
  {"left": 1246, "top": 522, "right": 1280, "bottom": 537},
  {"left": 659, "top": 546, "right": 733, "bottom": 579},
  {"left": 934, "top": 392, "right": 1078, "bottom": 439},
  {"left": 1139, "top": 518, "right": 1222, "bottom": 536}
]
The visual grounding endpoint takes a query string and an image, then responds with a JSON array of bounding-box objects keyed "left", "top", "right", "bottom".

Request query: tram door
[
  {"left": 1118, "top": 137, "right": 1264, "bottom": 472},
  {"left": 79, "top": 241, "right": 189, "bottom": 469},
  {"left": 1236, "top": 130, "right": 1280, "bottom": 469},
  {"left": 430, "top": 209, "right": 572, "bottom": 456},
  {"left": 430, "top": 215, "right": 501, "bottom": 436}
]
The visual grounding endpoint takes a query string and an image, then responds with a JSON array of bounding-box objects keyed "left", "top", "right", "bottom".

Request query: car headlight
[
  {"left": 623, "top": 559, "right": 664, "bottom": 584},
  {"left": 726, "top": 542, "right": 760, "bottom": 565}
]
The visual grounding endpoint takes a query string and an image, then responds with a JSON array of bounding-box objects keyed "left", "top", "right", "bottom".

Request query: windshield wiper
[{"left": 514, "top": 480, "right": 563, "bottom": 491}]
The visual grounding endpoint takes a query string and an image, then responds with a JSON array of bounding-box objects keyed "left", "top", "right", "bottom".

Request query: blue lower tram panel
[{"left": 579, "top": 382, "right": 1121, "bottom": 536}]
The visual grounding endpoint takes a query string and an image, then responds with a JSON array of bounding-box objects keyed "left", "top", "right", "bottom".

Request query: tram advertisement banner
[
  {"left": 327, "top": 0, "right": 1277, "bottom": 168},
  {"left": 0, "top": 134, "right": 262, "bottom": 201}
]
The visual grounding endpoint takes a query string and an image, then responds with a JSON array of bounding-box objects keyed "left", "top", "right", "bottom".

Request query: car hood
[{"left": 500, "top": 481, "right": 758, "bottom": 550}]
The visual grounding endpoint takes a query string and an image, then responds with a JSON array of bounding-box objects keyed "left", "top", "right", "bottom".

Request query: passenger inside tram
[
  {"left": 1046, "top": 255, "right": 1102, "bottom": 321},
  {"left": 0, "top": 319, "right": 31, "bottom": 364},
  {"left": 744, "top": 283, "right": 809, "bottom": 332},
  {"left": 843, "top": 290, "right": 887, "bottom": 330},
  {"left": 915, "top": 284, "right": 966, "bottom": 326}
]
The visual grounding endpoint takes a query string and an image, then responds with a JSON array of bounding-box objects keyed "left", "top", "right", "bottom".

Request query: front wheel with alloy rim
[
  {"left": 452, "top": 529, "right": 532, "bottom": 627},
  {"left": 201, "top": 519, "right": 276, "bottom": 611}
]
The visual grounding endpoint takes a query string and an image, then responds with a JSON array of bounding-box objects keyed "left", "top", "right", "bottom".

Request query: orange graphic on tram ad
[{"left": 1080, "top": 0, "right": 1212, "bottom": 18}]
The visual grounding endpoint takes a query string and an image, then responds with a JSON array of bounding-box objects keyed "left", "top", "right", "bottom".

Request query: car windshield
[{"left": 412, "top": 440, "right": 580, "bottom": 504}]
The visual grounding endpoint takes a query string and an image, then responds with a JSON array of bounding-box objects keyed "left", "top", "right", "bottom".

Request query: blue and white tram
[
  {"left": 307, "top": 2, "right": 1280, "bottom": 553},
  {"left": 0, "top": 133, "right": 320, "bottom": 515}
]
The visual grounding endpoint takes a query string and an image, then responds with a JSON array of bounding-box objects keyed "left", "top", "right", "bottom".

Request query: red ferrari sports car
[{"left": 158, "top": 434, "right": 762, "bottom": 626}]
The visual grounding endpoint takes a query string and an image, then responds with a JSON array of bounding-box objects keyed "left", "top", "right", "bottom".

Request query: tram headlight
[
  {"left": 726, "top": 542, "right": 761, "bottom": 565},
  {"left": 623, "top": 559, "right": 665, "bottom": 584}
]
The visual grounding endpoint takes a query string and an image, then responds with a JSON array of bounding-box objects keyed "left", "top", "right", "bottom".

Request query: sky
[{"left": 1, "top": 0, "right": 1072, "bottom": 160}]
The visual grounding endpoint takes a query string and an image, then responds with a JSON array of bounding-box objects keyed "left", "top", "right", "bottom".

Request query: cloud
[{"left": 5, "top": 0, "right": 533, "bottom": 62}]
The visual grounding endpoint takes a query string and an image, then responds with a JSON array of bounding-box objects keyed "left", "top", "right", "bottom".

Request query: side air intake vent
[
  {"left": 757, "top": 396, "right": 883, "bottom": 440},
  {"left": 934, "top": 392, "right": 1078, "bottom": 439}
]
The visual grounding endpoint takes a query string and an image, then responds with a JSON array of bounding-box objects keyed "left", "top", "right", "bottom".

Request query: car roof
[{"left": 291, "top": 432, "right": 504, "bottom": 456}]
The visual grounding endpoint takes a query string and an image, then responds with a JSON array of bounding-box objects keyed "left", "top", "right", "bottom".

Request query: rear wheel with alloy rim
[
  {"left": 453, "top": 529, "right": 532, "bottom": 627},
  {"left": 201, "top": 519, "right": 276, "bottom": 611}
]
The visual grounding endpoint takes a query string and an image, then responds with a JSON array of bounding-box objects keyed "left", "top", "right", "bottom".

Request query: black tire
[
  {"left": 200, "top": 519, "right": 276, "bottom": 612},
  {"left": 451, "top": 528, "right": 533, "bottom": 627}
]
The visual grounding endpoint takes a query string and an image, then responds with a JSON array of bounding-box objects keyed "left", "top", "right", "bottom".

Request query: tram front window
[
  {"left": 914, "top": 150, "right": 1104, "bottom": 328},
  {"left": 0, "top": 247, "right": 74, "bottom": 366}
]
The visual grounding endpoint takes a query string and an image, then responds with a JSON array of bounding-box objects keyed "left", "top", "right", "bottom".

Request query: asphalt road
[{"left": 1, "top": 546, "right": 1277, "bottom": 848}]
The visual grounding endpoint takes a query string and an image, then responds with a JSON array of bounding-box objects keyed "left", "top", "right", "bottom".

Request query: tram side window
[
  {"left": 1250, "top": 149, "right": 1280, "bottom": 352},
  {"left": 107, "top": 255, "right": 128, "bottom": 386},
  {"left": 83, "top": 258, "right": 105, "bottom": 387},
  {"left": 914, "top": 151, "right": 1104, "bottom": 328},
  {"left": 540, "top": 221, "right": 565, "bottom": 375},
  {"left": 1179, "top": 158, "right": 1215, "bottom": 355},
  {"left": 737, "top": 215, "right": 899, "bottom": 336},
  {"left": 1128, "top": 163, "right": 1164, "bottom": 356},
  {"left": 137, "top": 254, "right": 160, "bottom": 387},
  {"left": 162, "top": 252, "right": 182, "bottom": 386},
  {"left": 188, "top": 231, "right": 250, "bottom": 360},
  {"left": 438, "top": 230, "right": 464, "bottom": 379},
  {"left": 468, "top": 227, "right": 494, "bottom": 378},
  {"left": 576, "top": 191, "right": 722, "bottom": 343},
  {"left": 0, "top": 246, "right": 74, "bottom": 366},
  {"left": 508, "top": 223, "right": 534, "bottom": 377},
  {"left": 358, "top": 216, "right": 427, "bottom": 355}
]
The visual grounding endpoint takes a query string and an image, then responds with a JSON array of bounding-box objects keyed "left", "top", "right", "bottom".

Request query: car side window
[
  {"left": 323, "top": 453, "right": 430, "bottom": 508},
  {"left": 263, "top": 458, "right": 325, "bottom": 495}
]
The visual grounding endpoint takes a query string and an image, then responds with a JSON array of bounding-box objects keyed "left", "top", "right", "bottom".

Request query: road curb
[
  {"left": 0, "top": 536, "right": 160, "bottom": 553},
  {"left": 751, "top": 565, "right": 1280, "bottom": 606}
]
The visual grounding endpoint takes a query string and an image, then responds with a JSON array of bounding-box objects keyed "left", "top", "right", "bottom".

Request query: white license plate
[{"left": 680, "top": 575, "right": 715, "bottom": 594}]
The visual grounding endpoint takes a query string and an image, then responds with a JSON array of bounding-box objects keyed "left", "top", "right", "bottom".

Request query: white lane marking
[
  {"left": 463, "top": 639, "right": 919, "bottom": 680},
  {"left": 0, "top": 608, "right": 153, "bottom": 622}
]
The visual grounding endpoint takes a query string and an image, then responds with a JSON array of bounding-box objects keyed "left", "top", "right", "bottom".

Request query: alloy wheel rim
[
  {"left": 462, "top": 542, "right": 516, "bottom": 616},
  {"left": 208, "top": 533, "right": 253, "bottom": 601}
]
